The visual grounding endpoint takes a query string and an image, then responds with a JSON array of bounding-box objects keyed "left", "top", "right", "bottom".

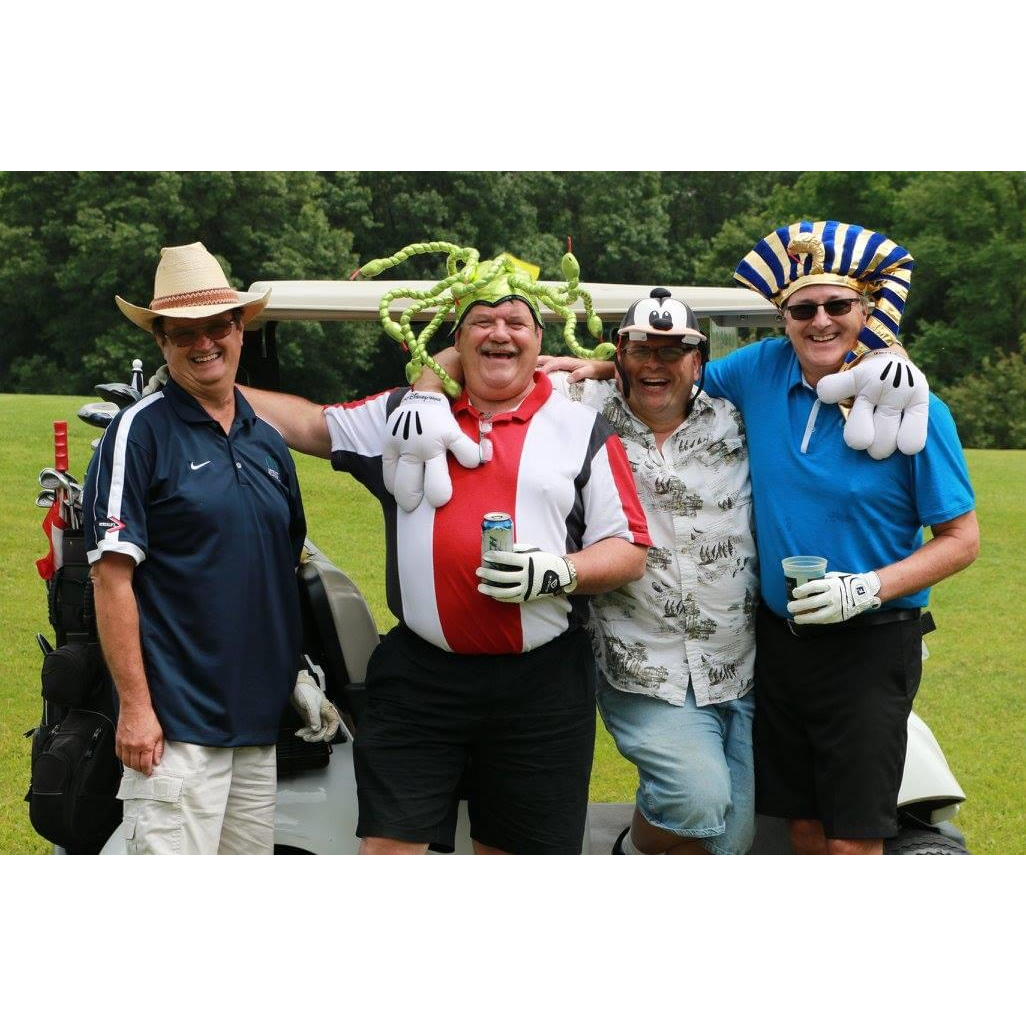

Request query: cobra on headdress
[
  {"left": 733, "top": 220, "right": 915, "bottom": 365},
  {"left": 356, "top": 242, "right": 615, "bottom": 397}
]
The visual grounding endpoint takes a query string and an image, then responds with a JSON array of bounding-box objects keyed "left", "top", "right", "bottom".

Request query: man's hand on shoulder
[
  {"left": 816, "top": 350, "right": 929, "bottom": 459},
  {"left": 384, "top": 391, "right": 482, "bottom": 512}
]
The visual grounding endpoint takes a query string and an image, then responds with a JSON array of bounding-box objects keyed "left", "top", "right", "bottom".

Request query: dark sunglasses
[
  {"left": 161, "top": 317, "right": 238, "bottom": 348},
  {"left": 784, "top": 298, "right": 861, "bottom": 321}
]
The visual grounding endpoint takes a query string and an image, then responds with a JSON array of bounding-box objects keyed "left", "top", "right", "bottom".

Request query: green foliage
[
  {"left": 938, "top": 336, "right": 1026, "bottom": 449},
  {"left": 2, "top": 171, "right": 1022, "bottom": 442},
  {"left": 0, "top": 171, "right": 361, "bottom": 395}
]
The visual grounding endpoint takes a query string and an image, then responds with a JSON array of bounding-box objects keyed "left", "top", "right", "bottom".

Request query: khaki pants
[{"left": 117, "top": 741, "right": 276, "bottom": 855}]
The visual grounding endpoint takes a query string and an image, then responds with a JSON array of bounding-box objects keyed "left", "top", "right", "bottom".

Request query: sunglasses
[
  {"left": 620, "top": 343, "right": 694, "bottom": 363},
  {"left": 784, "top": 298, "right": 861, "bottom": 321},
  {"left": 161, "top": 317, "right": 238, "bottom": 347}
]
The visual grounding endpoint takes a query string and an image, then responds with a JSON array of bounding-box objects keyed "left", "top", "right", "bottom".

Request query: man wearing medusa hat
[{"left": 243, "top": 244, "right": 651, "bottom": 854}]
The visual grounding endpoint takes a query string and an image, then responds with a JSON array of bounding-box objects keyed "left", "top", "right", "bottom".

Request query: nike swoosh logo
[{"left": 190, "top": 461, "right": 211, "bottom": 470}]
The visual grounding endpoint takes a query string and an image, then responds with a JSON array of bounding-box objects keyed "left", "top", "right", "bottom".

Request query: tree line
[{"left": 1, "top": 171, "right": 1022, "bottom": 448}]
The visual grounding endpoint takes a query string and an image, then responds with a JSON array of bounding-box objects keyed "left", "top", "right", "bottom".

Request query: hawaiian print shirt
[{"left": 556, "top": 374, "right": 758, "bottom": 707}]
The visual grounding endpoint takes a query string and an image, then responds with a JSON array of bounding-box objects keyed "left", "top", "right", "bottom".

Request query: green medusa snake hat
[{"left": 356, "top": 242, "right": 616, "bottom": 397}]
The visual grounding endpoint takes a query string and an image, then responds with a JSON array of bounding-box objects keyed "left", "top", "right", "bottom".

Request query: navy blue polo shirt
[{"left": 84, "top": 378, "right": 306, "bottom": 746}]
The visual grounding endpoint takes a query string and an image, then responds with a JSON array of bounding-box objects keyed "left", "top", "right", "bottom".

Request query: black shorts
[
  {"left": 754, "top": 606, "right": 923, "bottom": 840},
  {"left": 354, "top": 625, "right": 597, "bottom": 854}
]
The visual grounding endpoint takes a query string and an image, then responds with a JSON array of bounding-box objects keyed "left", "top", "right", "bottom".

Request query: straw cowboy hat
[{"left": 115, "top": 242, "right": 271, "bottom": 331}]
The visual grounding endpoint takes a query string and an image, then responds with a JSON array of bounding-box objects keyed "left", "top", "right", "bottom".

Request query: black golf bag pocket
[
  {"left": 28, "top": 709, "right": 122, "bottom": 851},
  {"left": 40, "top": 641, "right": 102, "bottom": 707}
]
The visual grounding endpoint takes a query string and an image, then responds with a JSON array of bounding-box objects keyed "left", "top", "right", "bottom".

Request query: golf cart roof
[{"left": 247, "top": 280, "right": 779, "bottom": 329}]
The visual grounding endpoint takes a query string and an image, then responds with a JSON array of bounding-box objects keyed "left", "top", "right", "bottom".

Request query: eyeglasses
[
  {"left": 161, "top": 317, "right": 238, "bottom": 347},
  {"left": 784, "top": 298, "right": 861, "bottom": 321},
  {"left": 620, "top": 343, "right": 693, "bottom": 363}
]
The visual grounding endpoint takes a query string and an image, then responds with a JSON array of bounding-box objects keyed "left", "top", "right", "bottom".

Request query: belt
[{"left": 784, "top": 608, "right": 935, "bottom": 639}]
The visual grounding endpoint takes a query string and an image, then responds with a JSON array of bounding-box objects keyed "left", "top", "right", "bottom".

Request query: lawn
[{"left": 2, "top": 394, "right": 1023, "bottom": 854}]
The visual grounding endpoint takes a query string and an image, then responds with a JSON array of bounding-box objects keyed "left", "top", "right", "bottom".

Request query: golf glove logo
[{"left": 787, "top": 570, "right": 882, "bottom": 624}]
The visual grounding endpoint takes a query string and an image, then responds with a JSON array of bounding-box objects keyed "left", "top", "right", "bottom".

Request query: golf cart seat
[{"left": 296, "top": 540, "right": 379, "bottom": 723}]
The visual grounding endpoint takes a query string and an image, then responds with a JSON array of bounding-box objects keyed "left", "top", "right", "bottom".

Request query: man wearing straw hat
[{"left": 83, "top": 242, "right": 332, "bottom": 855}]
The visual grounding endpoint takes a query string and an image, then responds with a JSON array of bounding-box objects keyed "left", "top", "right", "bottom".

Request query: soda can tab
[{"left": 481, "top": 512, "right": 513, "bottom": 560}]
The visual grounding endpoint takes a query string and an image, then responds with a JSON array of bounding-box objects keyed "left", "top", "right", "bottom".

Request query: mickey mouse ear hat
[
  {"left": 733, "top": 220, "right": 914, "bottom": 358},
  {"left": 115, "top": 242, "right": 270, "bottom": 331},
  {"left": 617, "top": 287, "right": 706, "bottom": 344}
]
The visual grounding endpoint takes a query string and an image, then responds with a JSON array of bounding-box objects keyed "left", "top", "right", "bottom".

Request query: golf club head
[
  {"left": 39, "top": 468, "right": 80, "bottom": 491},
  {"left": 77, "top": 401, "right": 120, "bottom": 430},
  {"left": 36, "top": 489, "right": 56, "bottom": 508},
  {"left": 95, "top": 382, "right": 141, "bottom": 408}
]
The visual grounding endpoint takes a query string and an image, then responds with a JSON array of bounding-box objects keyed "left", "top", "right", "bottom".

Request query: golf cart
[{"left": 26, "top": 277, "right": 968, "bottom": 854}]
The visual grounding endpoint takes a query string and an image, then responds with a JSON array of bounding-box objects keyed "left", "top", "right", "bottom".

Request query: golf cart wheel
[{"left": 885, "top": 829, "right": 968, "bottom": 855}]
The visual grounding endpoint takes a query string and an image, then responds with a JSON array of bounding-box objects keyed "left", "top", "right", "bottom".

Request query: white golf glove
[
  {"left": 477, "top": 544, "right": 578, "bottom": 603},
  {"left": 817, "top": 354, "right": 929, "bottom": 459},
  {"left": 787, "top": 570, "right": 882, "bottom": 624},
  {"left": 383, "top": 391, "right": 483, "bottom": 513},
  {"left": 290, "top": 670, "right": 341, "bottom": 743}
]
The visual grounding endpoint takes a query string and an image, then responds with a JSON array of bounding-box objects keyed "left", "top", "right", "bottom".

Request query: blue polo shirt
[
  {"left": 704, "top": 337, "right": 975, "bottom": 618},
  {"left": 84, "top": 379, "right": 306, "bottom": 746}
]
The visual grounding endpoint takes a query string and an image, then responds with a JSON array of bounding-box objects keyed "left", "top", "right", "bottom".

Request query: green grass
[{"left": 2, "top": 395, "right": 1023, "bottom": 853}]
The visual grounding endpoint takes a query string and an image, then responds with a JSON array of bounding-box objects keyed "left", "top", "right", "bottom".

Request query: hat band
[
  {"left": 150, "top": 287, "right": 240, "bottom": 311},
  {"left": 777, "top": 274, "right": 868, "bottom": 306}
]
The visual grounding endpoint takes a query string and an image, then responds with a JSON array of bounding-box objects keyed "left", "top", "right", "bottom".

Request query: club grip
[{"left": 54, "top": 421, "right": 68, "bottom": 473}]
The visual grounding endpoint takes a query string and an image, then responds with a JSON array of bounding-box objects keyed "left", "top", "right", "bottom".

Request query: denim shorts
[{"left": 597, "top": 676, "right": 755, "bottom": 854}]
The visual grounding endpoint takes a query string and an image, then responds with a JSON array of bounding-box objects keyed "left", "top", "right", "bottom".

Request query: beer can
[{"left": 481, "top": 512, "right": 514, "bottom": 559}]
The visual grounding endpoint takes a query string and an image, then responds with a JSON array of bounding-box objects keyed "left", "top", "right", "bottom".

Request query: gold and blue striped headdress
[{"left": 734, "top": 220, "right": 914, "bottom": 363}]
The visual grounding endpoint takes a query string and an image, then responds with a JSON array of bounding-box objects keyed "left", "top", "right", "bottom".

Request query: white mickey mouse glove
[
  {"left": 290, "top": 670, "right": 341, "bottom": 743},
  {"left": 476, "top": 544, "right": 578, "bottom": 603},
  {"left": 383, "top": 391, "right": 483, "bottom": 513},
  {"left": 787, "top": 571, "right": 882, "bottom": 624},
  {"left": 817, "top": 354, "right": 929, "bottom": 460}
]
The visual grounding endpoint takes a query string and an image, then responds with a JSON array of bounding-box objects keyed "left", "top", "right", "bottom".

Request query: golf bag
[{"left": 28, "top": 527, "right": 123, "bottom": 853}]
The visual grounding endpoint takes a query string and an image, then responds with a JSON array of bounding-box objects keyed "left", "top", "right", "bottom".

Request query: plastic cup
[{"left": 781, "top": 556, "right": 827, "bottom": 600}]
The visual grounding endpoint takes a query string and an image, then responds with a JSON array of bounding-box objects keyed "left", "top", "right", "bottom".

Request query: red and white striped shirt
[{"left": 325, "top": 373, "right": 650, "bottom": 654}]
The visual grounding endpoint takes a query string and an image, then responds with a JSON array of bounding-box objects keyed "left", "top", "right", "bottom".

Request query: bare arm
[
  {"left": 570, "top": 537, "right": 647, "bottom": 595},
  {"left": 536, "top": 354, "right": 615, "bottom": 382},
  {"left": 239, "top": 385, "right": 331, "bottom": 458},
  {"left": 92, "top": 553, "right": 164, "bottom": 775},
  {"left": 876, "top": 510, "right": 980, "bottom": 603}
]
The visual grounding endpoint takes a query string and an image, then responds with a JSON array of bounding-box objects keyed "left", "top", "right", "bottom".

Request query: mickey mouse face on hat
[{"left": 618, "top": 287, "right": 703, "bottom": 340}]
